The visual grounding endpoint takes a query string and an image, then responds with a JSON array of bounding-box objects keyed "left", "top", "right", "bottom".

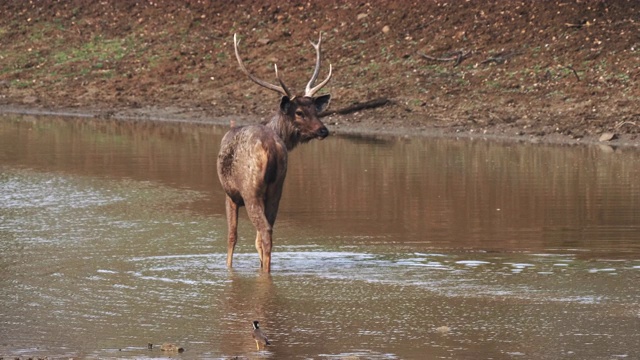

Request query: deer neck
[{"left": 265, "top": 113, "right": 300, "bottom": 151}]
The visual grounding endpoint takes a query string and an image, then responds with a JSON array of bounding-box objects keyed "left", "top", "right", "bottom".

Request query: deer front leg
[{"left": 225, "top": 196, "right": 239, "bottom": 268}]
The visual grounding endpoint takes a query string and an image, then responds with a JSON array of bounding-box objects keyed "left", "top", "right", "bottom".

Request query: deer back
[{"left": 217, "top": 124, "right": 288, "bottom": 206}]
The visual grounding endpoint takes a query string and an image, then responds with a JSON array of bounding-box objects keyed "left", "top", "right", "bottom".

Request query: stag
[{"left": 217, "top": 33, "right": 332, "bottom": 273}]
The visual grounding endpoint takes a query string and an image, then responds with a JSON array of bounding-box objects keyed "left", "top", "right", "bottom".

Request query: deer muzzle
[{"left": 316, "top": 126, "right": 329, "bottom": 139}]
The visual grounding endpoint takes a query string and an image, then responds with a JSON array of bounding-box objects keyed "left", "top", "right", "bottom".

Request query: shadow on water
[{"left": 1, "top": 114, "right": 639, "bottom": 359}]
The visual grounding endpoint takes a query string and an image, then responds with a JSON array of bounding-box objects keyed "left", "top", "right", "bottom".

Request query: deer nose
[{"left": 316, "top": 126, "right": 329, "bottom": 139}]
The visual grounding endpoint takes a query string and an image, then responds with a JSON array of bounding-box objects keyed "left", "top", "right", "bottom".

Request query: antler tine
[
  {"left": 233, "top": 33, "right": 291, "bottom": 97},
  {"left": 274, "top": 64, "right": 294, "bottom": 99},
  {"left": 306, "top": 63, "right": 332, "bottom": 97},
  {"left": 304, "top": 32, "right": 323, "bottom": 95}
]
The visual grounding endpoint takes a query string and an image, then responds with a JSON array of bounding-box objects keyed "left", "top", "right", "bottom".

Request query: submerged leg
[
  {"left": 261, "top": 183, "right": 283, "bottom": 273},
  {"left": 260, "top": 228, "right": 273, "bottom": 273},
  {"left": 255, "top": 232, "right": 264, "bottom": 267},
  {"left": 245, "top": 200, "right": 273, "bottom": 272}
]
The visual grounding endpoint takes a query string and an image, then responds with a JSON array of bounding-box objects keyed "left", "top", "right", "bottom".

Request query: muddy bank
[{"left": 1, "top": 0, "right": 639, "bottom": 147}]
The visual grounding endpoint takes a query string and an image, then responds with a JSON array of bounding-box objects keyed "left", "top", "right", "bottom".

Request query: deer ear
[
  {"left": 279, "top": 96, "right": 292, "bottom": 114},
  {"left": 314, "top": 94, "right": 331, "bottom": 113}
]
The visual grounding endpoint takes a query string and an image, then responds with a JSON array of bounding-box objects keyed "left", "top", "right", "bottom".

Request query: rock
[
  {"left": 436, "top": 325, "right": 451, "bottom": 334},
  {"left": 160, "top": 343, "right": 185, "bottom": 353},
  {"left": 357, "top": 13, "right": 368, "bottom": 20},
  {"left": 598, "top": 132, "right": 616, "bottom": 142},
  {"left": 22, "top": 96, "right": 38, "bottom": 104},
  {"left": 382, "top": 25, "right": 390, "bottom": 34}
]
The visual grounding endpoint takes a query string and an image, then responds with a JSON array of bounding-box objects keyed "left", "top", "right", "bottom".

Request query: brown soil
[{"left": 1, "top": 0, "right": 639, "bottom": 146}]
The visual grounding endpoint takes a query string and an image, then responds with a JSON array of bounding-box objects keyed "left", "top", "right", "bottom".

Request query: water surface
[{"left": 1, "top": 115, "right": 639, "bottom": 359}]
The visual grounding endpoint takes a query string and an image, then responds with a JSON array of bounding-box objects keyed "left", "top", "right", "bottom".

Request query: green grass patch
[
  {"left": 52, "top": 35, "right": 134, "bottom": 67},
  {"left": 10, "top": 79, "right": 32, "bottom": 89}
]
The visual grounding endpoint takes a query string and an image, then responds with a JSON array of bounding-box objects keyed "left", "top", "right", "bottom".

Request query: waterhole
[{"left": 1, "top": 114, "right": 639, "bottom": 359}]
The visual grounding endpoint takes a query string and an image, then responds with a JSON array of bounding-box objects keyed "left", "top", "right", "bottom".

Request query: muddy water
[{"left": 1, "top": 114, "right": 639, "bottom": 359}]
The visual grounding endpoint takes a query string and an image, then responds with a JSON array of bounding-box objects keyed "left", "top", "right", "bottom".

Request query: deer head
[{"left": 233, "top": 33, "right": 332, "bottom": 144}]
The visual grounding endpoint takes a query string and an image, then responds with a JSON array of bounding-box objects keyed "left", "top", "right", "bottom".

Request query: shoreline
[{"left": 2, "top": 104, "right": 639, "bottom": 150}]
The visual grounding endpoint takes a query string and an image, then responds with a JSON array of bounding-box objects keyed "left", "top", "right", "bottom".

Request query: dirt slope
[{"left": 1, "top": 0, "right": 639, "bottom": 145}]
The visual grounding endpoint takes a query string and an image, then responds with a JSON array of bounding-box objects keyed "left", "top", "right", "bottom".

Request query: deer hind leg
[
  {"left": 260, "top": 183, "right": 283, "bottom": 273},
  {"left": 245, "top": 199, "right": 273, "bottom": 272},
  {"left": 255, "top": 232, "right": 264, "bottom": 267},
  {"left": 225, "top": 196, "right": 239, "bottom": 268},
  {"left": 259, "top": 228, "right": 273, "bottom": 273}
]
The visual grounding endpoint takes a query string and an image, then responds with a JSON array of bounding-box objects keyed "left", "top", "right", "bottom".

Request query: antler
[
  {"left": 305, "top": 33, "right": 323, "bottom": 95},
  {"left": 233, "top": 34, "right": 293, "bottom": 98},
  {"left": 274, "top": 64, "right": 294, "bottom": 100},
  {"left": 304, "top": 33, "right": 333, "bottom": 97}
]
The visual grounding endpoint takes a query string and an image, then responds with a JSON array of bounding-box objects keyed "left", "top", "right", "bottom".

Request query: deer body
[{"left": 217, "top": 34, "right": 332, "bottom": 273}]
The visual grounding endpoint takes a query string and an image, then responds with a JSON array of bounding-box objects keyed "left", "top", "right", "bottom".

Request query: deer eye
[{"left": 295, "top": 110, "right": 304, "bottom": 117}]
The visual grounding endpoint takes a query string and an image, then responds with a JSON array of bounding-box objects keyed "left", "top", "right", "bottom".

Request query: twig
[
  {"left": 320, "top": 98, "right": 391, "bottom": 117},
  {"left": 419, "top": 51, "right": 472, "bottom": 67},
  {"left": 566, "top": 66, "right": 580, "bottom": 81},
  {"left": 480, "top": 51, "right": 520, "bottom": 65},
  {"left": 565, "top": 20, "right": 591, "bottom": 29},
  {"left": 481, "top": 57, "right": 503, "bottom": 65},
  {"left": 614, "top": 121, "right": 638, "bottom": 130}
]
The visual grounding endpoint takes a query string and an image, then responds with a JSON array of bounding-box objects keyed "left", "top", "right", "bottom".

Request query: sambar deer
[{"left": 217, "top": 33, "right": 332, "bottom": 273}]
